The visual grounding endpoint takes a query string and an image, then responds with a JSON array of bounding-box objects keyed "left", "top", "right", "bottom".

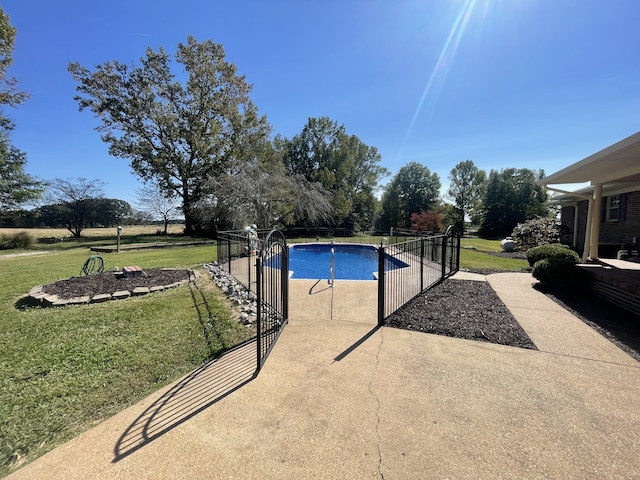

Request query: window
[{"left": 606, "top": 195, "right": 620, "bottom": 222}]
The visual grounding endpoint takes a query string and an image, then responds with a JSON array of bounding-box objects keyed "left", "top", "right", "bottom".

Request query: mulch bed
[
  {"left": 386, "top": 278, "right": 537, "bottom": 350},
  {"left": 41, "top": 269, "right": 191, "bottom": 299}
]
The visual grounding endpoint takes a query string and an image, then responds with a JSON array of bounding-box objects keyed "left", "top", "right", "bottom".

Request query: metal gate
[{"left": 255, "top": 229, "right": 289, "bottom": 372}]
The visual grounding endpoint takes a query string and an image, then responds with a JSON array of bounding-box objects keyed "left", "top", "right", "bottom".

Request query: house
[
  {"left": 539, "top": 132, "right": 640, "bottom": 315},
  {"left": 538, "top": 131, "right": 640, "bottom": 262}
]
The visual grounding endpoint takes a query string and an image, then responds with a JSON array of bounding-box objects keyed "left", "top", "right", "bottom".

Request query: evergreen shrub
[
  {"left": 531, "top": 257, "right": 589, "bottom": 288},
  {"left": 526, "top": 243, "right": 579, "bottom": 267}
]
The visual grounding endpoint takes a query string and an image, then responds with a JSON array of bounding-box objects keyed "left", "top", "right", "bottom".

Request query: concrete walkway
[{"left": 6, "top": 273, "right": 640, "bottom": 479}]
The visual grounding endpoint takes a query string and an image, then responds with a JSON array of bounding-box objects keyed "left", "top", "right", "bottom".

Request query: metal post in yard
[{"left": 116, "top": 226, "right": 122, "bottom": 253}]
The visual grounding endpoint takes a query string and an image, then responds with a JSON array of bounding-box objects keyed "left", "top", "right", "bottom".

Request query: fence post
[
  {"left": 420, "top": 238, "right": 425, "bottom": 292},
  {"left": 377, "top": 245, "right": 385, "bottom": 327},
  {"left": 449, "top": 235, "right": 454, "bottom": 274},
  {"left": 282, "top": 244, "right": 289, "bottom": 322},
  {"left": 456, "top": 235, "right": 461, "bottom": 272},
  {"left": 441, "top": 234, "right": 447, "bottom": 280},
  {"left": 248, "top": 244, "right": 252, "bottom": 289},
  {"left": 256, "top": 254, "right": 263, "bottom": 372},
  {"left": 227, "top": 238, "right": 232, "bottom": 274}
]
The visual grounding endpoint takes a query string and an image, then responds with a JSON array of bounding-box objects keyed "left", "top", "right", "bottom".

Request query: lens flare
[{"left": 399, "top": 0, "right": 479, "bottom": 157}]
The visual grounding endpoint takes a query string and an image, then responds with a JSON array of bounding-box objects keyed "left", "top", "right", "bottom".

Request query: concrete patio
[{"left": 6, "top": 272, "right": 640, "bottom": 479}]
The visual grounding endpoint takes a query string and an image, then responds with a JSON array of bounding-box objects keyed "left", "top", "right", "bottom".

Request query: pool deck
[
  {"left": 6, "top": 272, "right": 640, "bottom": 479},
  {"left": 289, "top": 278, "right": 378, "bottom": 323}
]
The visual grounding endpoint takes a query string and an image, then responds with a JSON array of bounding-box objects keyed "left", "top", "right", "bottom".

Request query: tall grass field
[{"left": 0, "top": 224, "right": 186, "bottom": 239}]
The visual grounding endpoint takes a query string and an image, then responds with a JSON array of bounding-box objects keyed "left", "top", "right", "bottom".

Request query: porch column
[
  {"left": 583, "top": 199, "right": 593, "bottom": 263},
  {"left": 588, "top": 183, "right": 603, "bottom": 260},
  {"left": 572, "top": 205, "right": 579, "bottom": 248}
]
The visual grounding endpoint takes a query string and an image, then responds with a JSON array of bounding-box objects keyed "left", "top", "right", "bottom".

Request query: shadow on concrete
[
  {"left": 308, "top": 279, "right": 333, "bottom": 295},
  {"left": 334, "top": 325, "right": 381, "bottom": 362},
  {"left": 536, "top": 284, "right": 640, "bottom": 362},
  {"left": 112, "top": 340, "right": 257, "bottom": 462}
]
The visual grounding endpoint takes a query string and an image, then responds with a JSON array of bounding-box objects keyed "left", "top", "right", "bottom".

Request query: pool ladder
[{"left": 329, "top": 247, "right": 335, "bottom": 287}]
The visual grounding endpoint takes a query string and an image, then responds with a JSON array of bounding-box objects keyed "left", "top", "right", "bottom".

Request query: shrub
[
  {"left": 532, "top": 257, "right": 589, "bottom": 288},
  {"left": 526, "top": 243, "right": 579, "bottom": 267},
  {"left": 0, "top": 231, "right": 33, "bottom": 250},
  {"left": 511, "top": 216, "right": 560, "bottom": 251}
]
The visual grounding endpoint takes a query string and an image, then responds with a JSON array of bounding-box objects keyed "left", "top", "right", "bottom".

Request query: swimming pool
[{"left": 278, "top": 243, "right": 409, "bottom": 281}]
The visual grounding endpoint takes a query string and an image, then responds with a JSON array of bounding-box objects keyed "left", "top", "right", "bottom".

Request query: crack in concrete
[{"left": 368, "top": 327, "right": 385, "bottom": 480}]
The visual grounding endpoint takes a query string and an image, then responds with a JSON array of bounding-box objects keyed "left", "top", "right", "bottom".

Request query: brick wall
[
  {"left": 559, "top": 190, "right": 640, "bottom": 258},
  {"left": 600, "top": 191, "right": 640, "bottom": 248}
]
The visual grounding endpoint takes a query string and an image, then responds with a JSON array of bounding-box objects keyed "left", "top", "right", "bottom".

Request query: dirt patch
[{"left": 386, "top": 278, "right": 537, "bottom": 350}]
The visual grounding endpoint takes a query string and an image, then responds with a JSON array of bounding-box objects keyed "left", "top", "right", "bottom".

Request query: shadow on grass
[
  {"left": 112, "top": 340, "right": 257, "bottom": 462},
  {"left": 535, "top": 284, "right": 640, "bottom": 362}
]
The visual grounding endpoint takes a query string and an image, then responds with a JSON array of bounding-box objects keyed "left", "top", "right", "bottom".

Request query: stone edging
[
  {"left": 27, "top": 269, "right": 196, "bottom": 307},
  {"left": 203, "top": 262, "right": 258, "bottom": 326}
]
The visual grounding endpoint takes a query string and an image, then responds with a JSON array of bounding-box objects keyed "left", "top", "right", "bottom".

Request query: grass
[
  {"left": 0, "top": 242, "right": 252, "bottom": 477},
  {"left": 0, "top": 225, "right": 196, "bottom": 253},
  {"left": 459, "top": 248, "right": 529, "bottom": 271},
  {"left": 459, "top": 237, "right": 529, "bottom": 271},
  {"left": 460, "top": 236, "right": 505, "bottom": 252}
]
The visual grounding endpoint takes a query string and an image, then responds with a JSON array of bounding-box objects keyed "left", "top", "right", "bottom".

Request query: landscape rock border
[
  {"left": 203, "top": 262, "right": 258, "bottom": 326},
  {"left": 27, "top": 269, "right": 196, "bottom": 307}
]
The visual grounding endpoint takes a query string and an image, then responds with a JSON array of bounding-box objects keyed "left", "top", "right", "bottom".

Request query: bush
[
  {"left": 526, "top": 243, "right": 579, "bottom": 267},
  {"left": 532, "top": 257, "right": 589, "bottom": 288},
  {"left": 0, "top": 231, "right": 33, "bottom": 250},
  {"left": 511, "top": 216, "right": 560, "bottom": 251}
]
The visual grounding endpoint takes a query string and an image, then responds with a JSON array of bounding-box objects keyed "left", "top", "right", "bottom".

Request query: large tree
[
  {"left": 447, "top": 159, "right": 486, "bottom": 232},
  {"left": 0, "top": 7, "right": 44, "bottom": 213},
  {"left": 478, "top": 168, "right": 548, "bottom": 238},
  {"left": 136, "top": 181, "right": 181, "bottom": 234},
  {"left": 45, "top": 177, "right": 105, "bottom": 237},
  {"left": 277, "top": 117, "right": 388, "bottom": 231},
  {"left": 69, "top": 36, "right": 271, "bottom": 235},
  {"left": 379, "top": 162, "right": 441, "bottom": 231},
  {"left": 190, "top": 142, "right": 334, "bottom": 232}
]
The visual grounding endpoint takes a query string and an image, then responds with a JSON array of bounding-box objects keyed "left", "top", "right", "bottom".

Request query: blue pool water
[{"left": 280, "top": 243, "right": 408, "bottom": 280}]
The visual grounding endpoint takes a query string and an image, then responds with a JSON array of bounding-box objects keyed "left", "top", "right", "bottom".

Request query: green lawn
[
  {"left": 0, "top": 243, "right": 251, "bottom": 477},
  {"left": 459, "top": 237, "right": 529, "bottom": 271}
]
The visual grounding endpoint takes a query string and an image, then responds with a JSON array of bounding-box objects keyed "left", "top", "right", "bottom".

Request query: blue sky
[{"left": 5, "top": 0, "right": 640, "bottom": 207}]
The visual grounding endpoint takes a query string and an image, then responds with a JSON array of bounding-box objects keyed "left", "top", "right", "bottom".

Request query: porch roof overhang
[
  {"left": 538, "top": 130, "right": 640, "bottom": 188},
  {"left": 538, "top": 131, "right": 640, "bottom": 262}
]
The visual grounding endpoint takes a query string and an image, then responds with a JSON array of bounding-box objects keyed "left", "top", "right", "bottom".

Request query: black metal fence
[
  {"left": 217, "top": 229, "right": 289, "bottom": 373},
  {"left": 377, "top": 231, "right": 460, "bottom": 325},
  {"left": 217, "top": 229, "right": 272, "bottom": 292},
  {"left": 217, "top": 228, "right": 459, "bottom": 369},
  {"left": 255, "top": 230, "right": 289, "bottom": 372}
]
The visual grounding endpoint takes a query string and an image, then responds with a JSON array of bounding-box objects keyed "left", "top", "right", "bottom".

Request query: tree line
[{"left": 1, "top": 12, "right": 549, "bottom": 239}]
